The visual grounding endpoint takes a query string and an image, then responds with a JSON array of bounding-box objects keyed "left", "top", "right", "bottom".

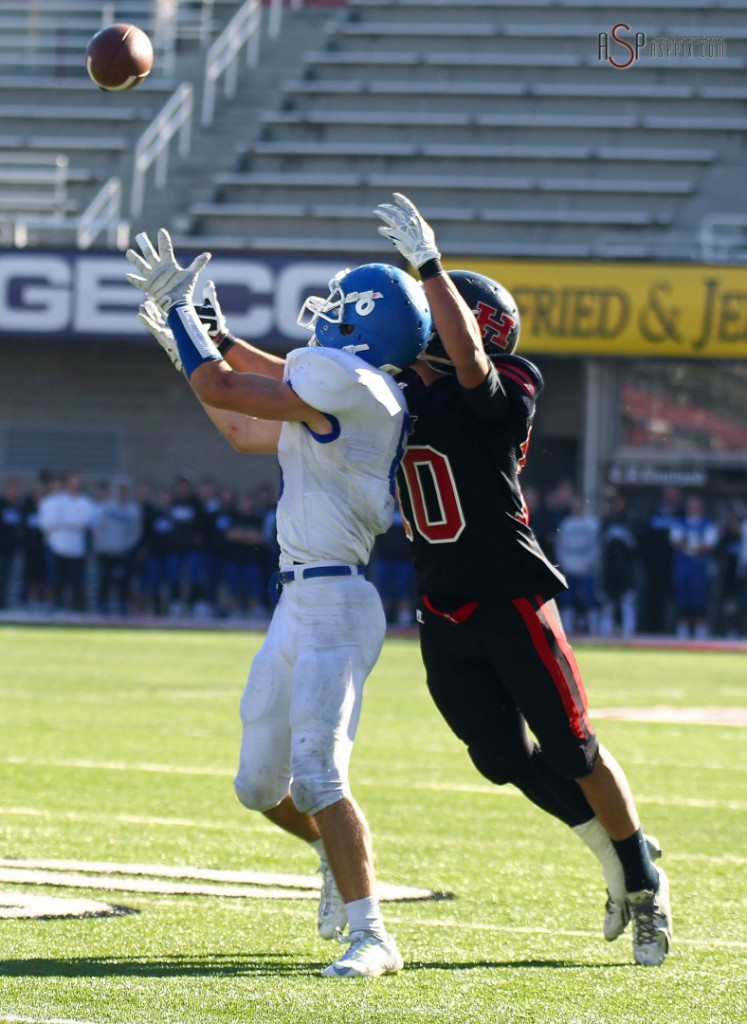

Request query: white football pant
[{"left": 233, "top": 572, "right": 386, "bottom": 817}]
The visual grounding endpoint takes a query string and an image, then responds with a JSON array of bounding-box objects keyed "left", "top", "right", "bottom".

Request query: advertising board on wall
[
  {"left": 3, "top": 250, "right": 747, "bottom": 360},
  {"left": 0, "top": 250, "right": 360, "bottom": 351},
  {"left": 450, "top": 258, "right": 747, "bottom": 359}
]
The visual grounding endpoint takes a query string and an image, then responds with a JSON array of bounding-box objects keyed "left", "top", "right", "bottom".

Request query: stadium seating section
[{"left": 2, "top": 0, "right": 746, "bottom": 259}]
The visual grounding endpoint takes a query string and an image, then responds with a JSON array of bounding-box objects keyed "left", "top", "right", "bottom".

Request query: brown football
[{"left": 85, "top": 24, "right": 153, "bottom": 91}]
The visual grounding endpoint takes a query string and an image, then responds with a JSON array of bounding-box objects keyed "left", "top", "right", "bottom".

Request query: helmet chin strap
[
  {"left": 418, "top": 350, "right": 451, "bottom": 365},
  {"left": 419, "top": 349, "right": 456, "bottom": 375}
]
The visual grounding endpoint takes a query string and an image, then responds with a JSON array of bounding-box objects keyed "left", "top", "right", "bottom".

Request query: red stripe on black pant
[{"left": 512, "top": 594, "right": 594, "bottom": 742}]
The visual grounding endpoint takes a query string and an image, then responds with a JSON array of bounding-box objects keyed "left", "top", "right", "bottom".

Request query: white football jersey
[{"left": 276, "top": 347, "right": 408, "bottom": 566}]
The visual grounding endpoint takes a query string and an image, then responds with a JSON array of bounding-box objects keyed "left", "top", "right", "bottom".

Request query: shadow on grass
[
  {"left": 0, "top": 954, "right": 325, "bottom": 978},
  {"left": 0, "top": 954, "right": 628, "bottom": 978},
  {"left": 408, "top": 959, "right": 629, "bottom": 971}
]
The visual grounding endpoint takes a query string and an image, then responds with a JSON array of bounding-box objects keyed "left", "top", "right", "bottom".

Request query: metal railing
[
  {"left": 149, "top": 0, "right": 178, "bottom": 78},
  {"left": 77, "top": 177, "right": 129, "bottom": 249},
  {"left": 0, "top": 153, "right": 70, "bottom": 246},
  {"left": 201, "top": 0, "right": 262, "bottom": 127},
  {"left": 269, "top": 0, "right": 304, "bottom": 40},
  {"left": 131, "top": 82, "right": 194, "bottom": 218},
  {"left": 1, "top": 172, "right": 126, "bottom": 249},
  {"left": 0, "top": 152, "right": 70, "bottom": 212}
]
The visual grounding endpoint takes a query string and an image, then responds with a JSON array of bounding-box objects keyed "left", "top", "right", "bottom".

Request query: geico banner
[
  {"left": 0, "top": 251, "right": 358, "bottom": 349},
  {"left": 449, "top": 258, "right": 747, "bottom": 358}
]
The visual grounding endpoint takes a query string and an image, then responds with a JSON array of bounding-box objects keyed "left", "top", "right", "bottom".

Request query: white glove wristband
[{"left": 168, "top": 303, "right": 222, "bottom": 378}]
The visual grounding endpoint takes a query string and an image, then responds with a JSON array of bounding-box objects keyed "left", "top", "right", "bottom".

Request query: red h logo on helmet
[{"left": 475, "top": 301, "right": 517, "bottom": 350}]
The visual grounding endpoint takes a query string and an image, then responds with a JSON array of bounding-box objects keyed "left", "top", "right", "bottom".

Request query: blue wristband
[{"left": 168, "top": 302, "right": 222, "bottom": 379}]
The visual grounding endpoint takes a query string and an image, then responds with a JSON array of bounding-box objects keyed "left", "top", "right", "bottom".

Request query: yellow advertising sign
[{"left": 444, "top": 258, "right": 747, "bottom": 359}]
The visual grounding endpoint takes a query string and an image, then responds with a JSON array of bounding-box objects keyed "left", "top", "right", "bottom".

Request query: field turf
[{"left": 0, "top": 625, "right": 745, "bottom": 1024}]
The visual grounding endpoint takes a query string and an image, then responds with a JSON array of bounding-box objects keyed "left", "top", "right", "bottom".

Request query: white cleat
[
  {"left": 317, "top": 859, "right": 347, "bottom": 940},
  {"left": 628, "top": 866, "right": 673, "bottom": 966},
  {"left": 603, "top": 892, "right": 630, "bottom": 943},
  {"left": 604, "top": 834, "right": 662, "bottom": 942},
  {"left": 321, "top": 930, "right": 404, "bottom": 978}
]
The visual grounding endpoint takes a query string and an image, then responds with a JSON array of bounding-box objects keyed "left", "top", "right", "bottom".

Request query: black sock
[{"left": 612, "top": 828, "right": 659, "bottom": 893}]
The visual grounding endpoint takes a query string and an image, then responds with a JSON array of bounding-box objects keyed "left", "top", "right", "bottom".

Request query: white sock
[
  {"left": 572, "top": 817, "right": 625, "bottom": 901},
  {"left": 346, "top": 895, "right": 386, "bottom": 940}
]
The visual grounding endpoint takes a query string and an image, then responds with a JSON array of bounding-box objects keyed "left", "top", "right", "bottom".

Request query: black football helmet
[{"left": 422, "top": 270, "right": 521, "bottom": 373}]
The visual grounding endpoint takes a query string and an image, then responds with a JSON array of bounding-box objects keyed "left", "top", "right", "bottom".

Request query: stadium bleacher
[
  {"left": 0, "top": 0, "right": 248, "bottom": 247},
  {"left": 2, "top": 0, "right": 746, "bottom": 260},
  {"left": 176, "top": 0, "right": 747, "bottom": 260}
]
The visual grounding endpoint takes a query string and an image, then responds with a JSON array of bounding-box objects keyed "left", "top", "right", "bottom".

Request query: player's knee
[
  {"left": 468, "top": 740, "right": 522, "bottom": 787},
  {"left": 290, "top": 771, "right": 346, "bottom": 816},
  {"left": 233, "top": 772, "right": 286, "bottom": 813},
  {"left": 542, "top": 735, "right": 599, "bottom": 779}
]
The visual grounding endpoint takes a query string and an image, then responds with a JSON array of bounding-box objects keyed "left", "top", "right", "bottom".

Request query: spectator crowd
[
  {"left": 1, "top": 472, "right": 747, "bottom": 639},
  {"left": 0, "top": 470, "right": 280, "bottom": 622},
  {"left": 526, "top": 481, "right": 747, "bottom": 640}
]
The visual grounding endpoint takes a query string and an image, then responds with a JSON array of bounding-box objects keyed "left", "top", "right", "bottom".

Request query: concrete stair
[{"left": 133, "top": 5, "right": 336, "bottom": 243}]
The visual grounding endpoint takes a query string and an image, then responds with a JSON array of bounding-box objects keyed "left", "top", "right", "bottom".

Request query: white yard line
[
  {"left": 404, "top": 781, "right": 747, "bottom": 811},
  {"left": 2, "top": 757, "right": 228, "bottom": 777},
  {"left": 381, "top": 915, "right": 747, "bottom": 950},
  {"left": 0, "top": 806, "right": 253, "bottom": 832},
  {"left": 3, "top": 772, "right": 747, "bottom": 816},
  {"left": 594, "top": 706, "right": 747, "bottom": 727},
  {"left": 0, "top": 689, "right": 237, "bottom": 703},
  {"left": 5, "top": 753, "right": 747, "bottom": 777}
]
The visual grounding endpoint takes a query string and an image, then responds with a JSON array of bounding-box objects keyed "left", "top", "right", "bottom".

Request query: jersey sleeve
[
  {"left": 284, "top": 348, "right": 356, "bottom": 416},
  {"left": 285, "top": 348, "right": 405, "bottom": 422},
  {"left": 458, "top": 355, "right": 544, "bottom": 425},
  {"left": 457, "top": 362, "right": 509, "bottom": 425}
]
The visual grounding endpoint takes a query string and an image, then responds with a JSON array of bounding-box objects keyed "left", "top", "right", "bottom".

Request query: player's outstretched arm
[
  {"left": 189, "top": 358, "right": 328, "bottom": 428},
  {"left": 200, "top": 404, "right": 281, "bottom": 454},
  {"left": 196, "top": 281, "right": 285, "bottom": 381},
  {"left": 129, "top": 230, "right": 331, "bottom": 434},
  {"left": 126, "top": 230, "right": 285, "bottom": 380},
  {"left": 168, "top": 300, "right": 333, "bottom": 434},
  {"left": 137, "top": 300, "right": 281, "bottom": 453},
  {"left": 423, "top": 272, "right": 487, "bottom": 387},
  {"left": 374, "top": 192, "right": 488, "bottom": 388}
]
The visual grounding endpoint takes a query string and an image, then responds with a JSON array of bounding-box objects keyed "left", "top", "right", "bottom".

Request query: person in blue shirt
[{"left": 670, "top": 494, "right": 719, "bottom": 639}]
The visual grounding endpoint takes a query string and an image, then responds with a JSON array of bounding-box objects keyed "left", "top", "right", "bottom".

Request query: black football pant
[{"left": 418, "top": 594, "right": 598, "bottom": 828}]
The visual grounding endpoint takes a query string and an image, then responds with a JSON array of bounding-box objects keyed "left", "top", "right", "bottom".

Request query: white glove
[
  {"left": 137, "top": 299, "right": 183, "bottom": 373},
  {"left": 126, "top": 228, "right": 211, "bottom": 312},
  {"left": 373, "top": 192, "right": 440, "bottom": 270}
]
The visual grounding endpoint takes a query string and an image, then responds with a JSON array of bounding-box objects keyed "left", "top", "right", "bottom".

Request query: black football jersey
[{"left": 396, "top": 355, "right": 566, "bottom": 605}]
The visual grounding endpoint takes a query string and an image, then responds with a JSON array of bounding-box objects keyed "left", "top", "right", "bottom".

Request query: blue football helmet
[{"left": 297, "top": 263, "right": 432, "bottom": 374}]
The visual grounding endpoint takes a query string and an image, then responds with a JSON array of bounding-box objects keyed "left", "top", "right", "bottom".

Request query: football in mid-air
[{"left": 85, "top": 24, "right": 153, "bottom": 91}]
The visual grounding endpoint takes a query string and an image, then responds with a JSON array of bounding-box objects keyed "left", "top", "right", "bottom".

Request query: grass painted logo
[{"left": 0, "top": 859, "right": 448, "bottom": 919}]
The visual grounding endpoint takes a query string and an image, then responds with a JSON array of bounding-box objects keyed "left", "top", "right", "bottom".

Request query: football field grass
[{"left": 0, "top": 625, "right": 745, "bottom": 1024}]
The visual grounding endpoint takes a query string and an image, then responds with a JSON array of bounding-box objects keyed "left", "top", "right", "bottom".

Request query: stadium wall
[{"left": 3, "top": 250, "right": 747, "bottom": 503}]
